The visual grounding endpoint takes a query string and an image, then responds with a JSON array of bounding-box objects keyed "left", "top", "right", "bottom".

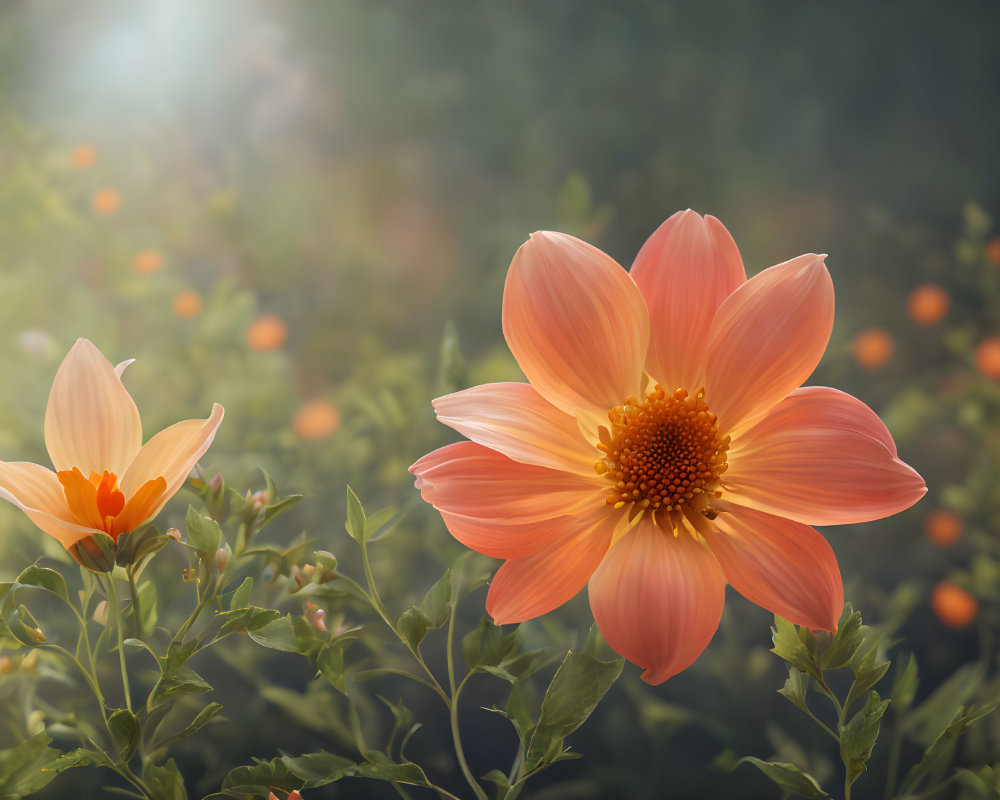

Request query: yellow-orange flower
[
  {"left": 172, "top": 290, "right": 202, "bottom": 318},
  {"left": 924, "top": 509, "right": 962, "bottom": 548},
  {"left": 0, "top": 339, "right": 224, "bottom": 553},
  {"left": 932, "top": 581, "right": 977, "bottom": 628},
  {"left": 246, "top": 314, "right": 289, "bottom": 352},
  {"left": 975, "top": 336, "right": 1000, "bottom": 379},
  {"left": 853, "top": 328, "right": 894, "bottom": 371},
  {"left": 292, "top": 400, "right": 340, "bottom": 441},
  {"left": 132, "top": 249, "right": 164, "bottom": 274},
  {"left": 412, "top": 211, "right": 926, "bottom": 683},
  {"left": 72, "top": 144, "right": 97, "bottom": 169},
  {"left": 907, "top": 283, "right": 950, "bottom": 326},
  {"left": 91, "top": 189, "right": 121, "bottom": 216}
]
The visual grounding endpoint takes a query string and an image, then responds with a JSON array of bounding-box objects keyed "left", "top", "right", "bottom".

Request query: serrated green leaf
[
  {"left": 397, "top": 606, "right": 428, "bottom": 649},
  {"left": 771, "top": 616, "right": 820, "bottom": 678},
  {"left": 281, "top": 750, "right": 355, "bottom": 787},
  {"left": 229, "top": 577, "right": 252, "bottom": 611},
  {"left": 821, "top": 608, "right": 863, "bottom": 669},
  {"left": 15, "top": 565, "right": 70, "bottom": 604},
  {"left": 419, "top": 570, "right": 452, "bottom": 628},
  {"left": 524, "top": 652, "right": 622, "bottom": 770},
  {"left": 777, "top": 667, "right": 812, "bottom": 714},
  {"left": 890, "top": 653, "right": 918, "bottom": 713},
  {"left": 186, "top": 506, "right": 222, "bottom": 553},
  {"left": 734, "top": 756, "right": 832, "bottom": 799},
  {"left": 109, "top": 708, "right": 141, "bottom": 762},
  {"left": 841, "top": 691, "right": 889, "bottom": 786},
  {"left": 345, "top": 486, "right": 366, "bottom": 543},
  {"left": 845, "top": 647, "right": 891, "bottom": 712}
]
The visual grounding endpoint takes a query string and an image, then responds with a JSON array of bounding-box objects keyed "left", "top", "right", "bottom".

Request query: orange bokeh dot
[
  {"left": 292, "top": 400, "right": 341, "bottom": 441},
  {"left": 907, "top": 283, "right": 950, "bottom": 326},
  {"left": 91, "top": 188, "right": 121, "bottom": 216},
  {"left": 987, "top": 237, "right": 1000, "bottom": 265},
  {"left": 931, "top": 581, "right": 978, "bottom": 629},
  {"left": 172, "top": 290, "right": 202, "bottom": 318},
  {"left": 246, "top": 314, "right": 289, "bottom": 352},
  {"left": 853, "top": 328, "right": 894, "bottom": 371},
  {"left": 924, "top": 509, "right": 963, "bottom": 548},
  {"left": 975, "top": 336, "right": 1000, "bottom": 379},
  {"left": 72, "top": 144, "right": 97, "bottom": 169},
  {"left": 132, "top": 249, "right": 163, "bottom": 274}
]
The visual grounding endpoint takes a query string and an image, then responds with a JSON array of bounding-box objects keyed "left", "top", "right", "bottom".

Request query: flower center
[
  {"left": 595, "top": 386, "right": 729, "bottom": 520},
  {"left": 57, "top": 467, "right": 167, "bottom": 541}
]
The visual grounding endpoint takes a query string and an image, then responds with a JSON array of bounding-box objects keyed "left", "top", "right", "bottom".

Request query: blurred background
[{"left": 1, "top": 2, "right": 999, "bottom": 798}]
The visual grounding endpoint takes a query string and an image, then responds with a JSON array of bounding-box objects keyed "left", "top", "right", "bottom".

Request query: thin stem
[
  {"left": 815, "top": 673, "right": 845, "bottom": 728},
  {"left": 105, "top": 574, "right": 132, "bottom": 713},
  {"left": 126, "top": 568, "right": 143, "bottom": 638},
  {"left": 447, "top": 596, "right": 487, "bottom": 800},
  {"left": 883, "top": 719, "right": 903, "bottom": 800}
]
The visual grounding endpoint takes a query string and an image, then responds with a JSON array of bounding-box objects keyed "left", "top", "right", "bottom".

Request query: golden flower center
[
  {"left": 595, "top": 386, "right": 729, "bottom": 516},
  {"left": 56, "top": 467, "right": 167, "bottom": 541}
]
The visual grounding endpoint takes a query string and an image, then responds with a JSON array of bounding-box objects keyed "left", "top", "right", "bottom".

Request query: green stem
[
  {"left": 104, "top": 574, "right": 132, "bottom": 713},
  {"left": 815, "top": 672, "right": 845, "bottom": 728},
  {"left": 883, "top": 720, "right": 903, "bottom": 800},
  {"left": 447, "top": 597, "right": 487, "bottom": 800},
  {"left": 127, "top": 568, "right": 142, "bottom": 639}
]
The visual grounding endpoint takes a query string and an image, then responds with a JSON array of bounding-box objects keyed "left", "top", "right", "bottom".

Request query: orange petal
[
  {"left": 410, "top": 441, "right": 601, "bottom": 523},
  {"left": 120, "top": 403, "right": 224, "bottom": 509},
  {"left": 56, "top": 467, "right": 104, "bottom": 530},
  {"left": 0, "top": 461, "right": 100, "bottom": 548},
  {"left": 630, "top": 210, "right": 746, "bottom": 391},
  {"left": 501, "top": 231, "right": 649, "bottom": 418},
  {"left": 705, "top": 254, "right": 834, "bottom": 433},
  {"left": 44, "top": 339, "right": 143, "bottom": 476},
  {"left": 440, "top": 509, "right": 580, "bottom": 560},
  {"left": 703, "top": 505, "right": 843, "bottom": 631},
  {"left": 433, "top": 382, "right": 596, "bottom": 474},
  {"left": 485, "top": 507, "right": 617, "bottom": 624},
  {"left": 588, "top": 521, "right": 726, "bottom": 684},
  {"left": 725, "top": 388, "right": 926, "bottom": 525},
  {"left": 112, "top": 476, "right": 168, "bottom": 538}
]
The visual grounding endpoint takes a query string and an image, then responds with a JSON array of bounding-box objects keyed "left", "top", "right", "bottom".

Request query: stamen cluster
[{"left": 595, "top": 386, "right": 729, "bottom": 517}]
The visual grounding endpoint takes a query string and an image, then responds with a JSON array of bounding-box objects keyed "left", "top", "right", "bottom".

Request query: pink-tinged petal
[
  {"left": 0, "top": 461, "right": 99, "bottom": 548},
  {"left": 724, "top": 389, "right": 925, "bottom": 525},
  {"left": 705, "top": 254, "right": 834, "bottom": 433},
  {"left": 502, "top": 231, "right": 649, "bottom": 417},
  {"left": 433, "top": 383, "right": 596, "bottom": 474},
  {"left": 121, "top": 404, "right": 225, "bottom": 513},
  {"left": 440, "top": 509, "right": 583, "bottom": 560},
  {"left": 410, "top": 441, "right": 601, "bottom": 522},
  {"left": 114, "top": 359, "right": 136, "bottom": 379},
  {"left": 588, "top": 522, "right": 726, "bottom": 684},
  {"left": 486, "top": 507, "right": 617, "bottom": 624},
  {"left": 44, "top": 339, "right": 143, "bottom": 476},
  {"left": 703, "top": 504, "right": 843, "bottom": 631},
  {"left": 630, "top": 210, "right": 746, "bottom": 391}
]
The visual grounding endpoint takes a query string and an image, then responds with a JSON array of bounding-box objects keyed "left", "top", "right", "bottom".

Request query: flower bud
[
  {"left": 215, "top": 546, "right": 231, "bottom": 573},
  {"left": 0, "top": 656, "right": 13, "bottom": 675},
  {"left": 93, "top": 600, "right": 109, "bottom": 626},
  {"left": 165, "top": 528, "right": 182, "bottom": 542},
  {"left": 208, "top": 473, "right": 224, "bottom": 492}
]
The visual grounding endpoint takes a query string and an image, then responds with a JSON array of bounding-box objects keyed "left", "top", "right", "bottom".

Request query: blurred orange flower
[
  {"left": 0, "top": 339, "right": 223, "bottom": 554},
  {"left": 853, "top": 328, "right": 894, "bottom": 371},
  {"left": 132, "top": 249, "right": 164, "bottom": 274},
  {"left": 246, "top": 313, "right": 288, "bottom": 352},
  {"left": 91, "top": 189, "right": 121, "bottom": 216},
  {"left": 987, "top": 237, "right": 1000, "bottom": 266},
  {"left": 72, "top": 144, "right": 97, "bottom": 169},
  {"left": 292, "top": 400, "right": 340, "bottom": 441},
  {"left": 975, "top": 336, "right": 1000, "bottom": 379},
  {"left": 412, "top": 210, "right": 926, "bottom": 683},
  {"left": 924, "top": 509, "right": 963, "bottom": 548},
  {"left": 932, "top": 581, "right": 978, "bottom": 628},
  {"left": 907, "top": 283, "right": 950, "bottom": 326},
  {"left": 172, "top": 290, "right": 203, "bottom": 318}
]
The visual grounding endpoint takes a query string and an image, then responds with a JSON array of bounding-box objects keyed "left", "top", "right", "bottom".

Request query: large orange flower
[
  {"left": 411, "top": 210, "right": 926, "bottom": 684},
  {"left": 0, "top": 339, "right": 224, "bottom": 555}
]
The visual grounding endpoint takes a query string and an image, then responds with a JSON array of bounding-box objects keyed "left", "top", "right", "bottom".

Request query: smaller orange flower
[
  {"left": 853, "top": 328, "right": 894, "bottom": 371},
  {"left": 172, "top": 290, "right": 202, "bottom": 319},
  {"left": 292, "top": 400, "right": 340, "bottom": 441},
  {"left": 924, "top": 509, "right": 962, "bottom": 548},
  {"left": 907, "top": 283, "right": 950, "bottom": 326},
  {"left": 91, "top": 189, "right": 121, "bottom": 216},
  {"left": 72, "top": 144, "right": 97, "bottom": 169},
  {"left": 246, "top": 314, "right": 288, "bottom": 352},
  {"left": 132, "top": 249, "right": 164, "bottom": 274},
  {"left": 975, "top": 337, "right": 1000, "bottom": 379},
  {"left": 932, "top": 581, "right": 978, "bottom": 628},
  {"left": 987, "top": 237, "right": 1000, "bottom": 266}
]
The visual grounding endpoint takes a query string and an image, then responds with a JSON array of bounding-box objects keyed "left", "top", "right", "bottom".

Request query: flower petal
[
  {"left": 112, "top": 477, "right": 168, "bottom": 538},
  {"left": 410, "top": 441, "right": 602, "bottom": 523},
  {"left": 724, "top": 388, "right": 925, "bottom": 525},
  {"left": 44, "top": 339, "right": 143, "bottom": 476},
  {"left": 705, "top": 254, "right": 834, "bottom": 433},
  {"left": 433, "top": 382, "right": 597, "bottom": 474},
  {"left": 588, "top": 522, "right": 726, "bottom": 684},
  {"left": 702, "top": 504, "right": 843, "bottom": 631},
  {"left": 0, "top": 461, "right": 99, "bottom": 548},
  {"left": 120, "top": 404, "right": 225, "bottom": 513},
  {"left": 630, "top": 210, "right": 746, "bottom": 391},
  {"left": 486, "top": 507, "right": 617, "bottom": 624},
  {"left": 502, "top": 231, "right": 649, "bottom": 417}
]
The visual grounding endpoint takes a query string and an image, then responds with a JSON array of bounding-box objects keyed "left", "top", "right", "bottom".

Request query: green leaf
[
  {"left": 840, "top": 690, "right": 890, "bottom": 787},
  {"left": 482, "top": 768, "right": 512, "bottom": 796},
  {"left": 734, "top": 757, "right": 832, "bottom": 799},
  {"left": 771, "top": 616, "right": 820, "bottom": 679},
  {"left": 7, "top": 603, "right": 45, "bottom": 646},
  {"left": 890, "top": 653, "right": 918, "bottom": 713},
  {"left": 109, "top": 708, "right": 141, "bottom": 762},
  {"left": 281, "top": 750, "right": 354, "bottom": 787},
  {"left": 221, "top": 757, "right": 302, "bottom": 796},
  {"left": 820, "top": 607, "right": 863, "bottom": 669},
  {"left": 345, "top": 485, "right": 366, "bottom": 543},
  {"left": 0, "top": 733, "right": 66, "bottom": 796},
  {"left": 463, "top": 616, "right": 513, "bottom": 670},
  {"left": 419, "top": 570, "right": 452, "bottom": 628},
  {"left": 316, "top": 645, "right": 346, "bottom": 695},
  {"left": 259, "top": 494, "right": 304, "bottom": 530},
  {"left": 524, "top": 652, "right": 623, "bottom": 770},
  {"left": 185, "top": 506, "right": 222, "bottom": 553},
  {"left": 217, "top": 607, "right": 282, "bottom": 638},
  {"left": 229, "top": 577, "right": 252, "bottom": 611},
  {"left": 844, "top": 647, "right": 891, "bottom": 712},
  {"left": 247, "top": 615, "right": 302, "bottom": 652},
  {"left": 149, "top": 666, "right": 213, "bottom": 709},
  {"left": 365, "top": 506, "right": 400, "bottom": 540},
  {"left": 378, "top": 696, "right": 418, "bottom": 757},
  {"left": 506, "top": 679, "right": 534, "bottom": 746},
  {"left": 904, "top": 663, "right": 980, "bottom": 747},
  {"left": 777, "top": 667, "right": 812, "bottom": 715},
  {"left": 142, "top": 758, "right": 188, "bottom": 800},
  {"left": 154, "top": 702, "right": 223, "bottom": 749},
  {"left": 957, "top": 766, "right": 1000, "bottom": 798},
  {"left": 15, "top": 565, "right": 70, "bottom": 604},
  {"left": 354, "top": 758, "right": 432, "bottom": 787},
  {"left": 397, "top": 606, "right": 428, "bottom": 649}
]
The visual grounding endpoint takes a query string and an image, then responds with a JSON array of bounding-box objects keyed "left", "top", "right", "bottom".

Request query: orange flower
[
  {"left": 975, "top": 336, "right": 1000, "bottom": 379},
  {"left": 246, "top": 313, "right": 288, "bottom": 352},
  {"left": 411, "top": 210, "right": 926, "bottom": 683},
  {"left": 932, "top": 581, "right": 977, "bottom": 628},
  {"left": 132, "top": 249, "right": 164, "bottom": 274},
  {"left": 0, "top": 339, "right": 223, "bottom": 556},
  {"left": 924, "top": 509, "right": 962, "bottom": 548},
  {"left": 987, "top": 237, "right": 1000, "bottom": 266},
  {"left": 907, "top": 283, "right": 949, "bottom": 326},
  {"left": 172, "top": 290, "right": 202, "bottom": 318},
  {"left": 91, "top": 189, "right": 121, "bottom": 216},
  {"left": 292, "top": 400, "right": 340, "bottom": 441},
  {"left": 72, "top": 144, "right": 97, "bottom": 169},
  {"left": 853, "top": 328, "right": 894, "bottom": 371}
]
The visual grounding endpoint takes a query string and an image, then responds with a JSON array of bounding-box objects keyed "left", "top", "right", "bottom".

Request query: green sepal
[
  {"left": 116, "top": 524, "right": 170, "bottom": 569},
  {"left": 69, "top": 533, "right": 117, "bottom": 573},
  {"left": 185, "top": 506, "right": 223, "bottom": 554}
]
